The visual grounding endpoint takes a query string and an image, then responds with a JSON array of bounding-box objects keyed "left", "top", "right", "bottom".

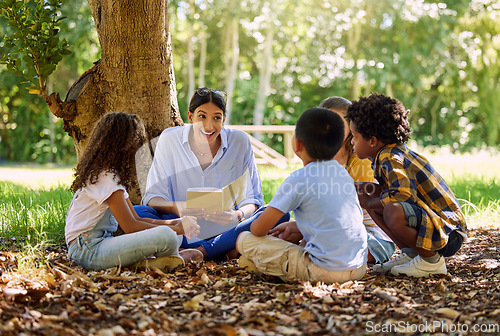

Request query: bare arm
[
  {"left": 269, "top": 221, "right": 303, "bottom": 243},
  {"left": 108, "top": 191, "right": 198, "bottom": 236},
  {"left": 239, "top": 203, "right": 259, "bottom": 220},
  {"left": 355, "top": 182, "right": 384, "bottom": 213},
  {"left": 147, "top": 196, "right": 183, "bottom": 216},
  {"left": 149, "top": 196, "right": 209, "bottom": 220},
  {"left": 250, "top": 206, "right": 285, "bottom": 237},
  {"left": 355, "top": 182, "right": 382, "bottom": 197},
  {"left": 358, "top": 192, "right": 385, "bottom": 213}
]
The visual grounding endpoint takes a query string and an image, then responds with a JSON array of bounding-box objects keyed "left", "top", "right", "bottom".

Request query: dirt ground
[{"left": 1, "top": 229, "right": 499, "bottom": 336}]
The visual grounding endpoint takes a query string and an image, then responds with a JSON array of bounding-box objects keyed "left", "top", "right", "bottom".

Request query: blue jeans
[
  {"left": 134, "top": 205, "right": 291, "bottom": 259},
  {"left": 68, "top": 209, "right": 179, "bottom": 270},
  {"left": 366, "top": 233, "right": 396, "bottom": 264}
]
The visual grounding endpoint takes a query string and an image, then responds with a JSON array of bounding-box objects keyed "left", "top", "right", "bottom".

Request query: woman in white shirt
[{"left": 135, "top": 88, "right": 289, "bottom": 260}]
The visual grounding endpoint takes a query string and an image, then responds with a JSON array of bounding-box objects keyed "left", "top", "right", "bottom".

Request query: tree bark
[
  {"left": 46, "top": 0, "right": 183, "bottom": 203},
  {"left": 186, "top": 24, "right": 196, "bottom": 107},
  {"left": 198, "top": 31, "right": 207, "bottom": 88},
  {"left": 224, "top": 17, "right": 239, "bottom": 125},
  {"left": 252, "top": 26, "right": 274, "bottom": 140},
  {"left": 347, "top": 16, "right": 361, "bottom": 100}
]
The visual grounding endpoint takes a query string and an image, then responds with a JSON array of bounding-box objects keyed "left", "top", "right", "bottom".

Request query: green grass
[
  {"left": 420, "top": 147, "right": 500, "bottom": 230},
  {"left": 0, "top": 181, "right": 73, "bottom": 252},
  {"left": 448, "top": 175, "right": 500, "bottom": 229},
  {"left": 0, "top": 149, "right": 498, "bottom": 262},
  {"left": 259, "top": 149, "right": 500, "bottom": 230},
  {"left": 259, "top": 163, "right": 301, "bottom": 204}
]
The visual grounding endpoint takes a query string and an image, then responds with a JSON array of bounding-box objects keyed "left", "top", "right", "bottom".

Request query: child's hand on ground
[
  {"left": 181, "top": 216, "right": 200, "bottom": 239},
  {"left": 269, "top": 221, "right": 303, "bottom": 244}
]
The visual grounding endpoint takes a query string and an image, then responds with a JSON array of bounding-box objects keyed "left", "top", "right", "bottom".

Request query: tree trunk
[
  {"left": 347, "top": 15, "right": 361, "bottom": 100},
  {"left": 45, "top": 0, "right": 183, "bottom": 203},
  {"left": 224, "top": 17, "right": 239, "bottom": 125},
  {"left": 198, "top": 31, "right": 207, "bottom": 88},
  {"left": 186, "top": 24, "right": 196, "bottom": 107},
  {"left": 47, "top": 81, "right": 56, "bottom": 163},
  {"left": 429, "top": 92, "right": 442, "bottom": 141},
  {"left": 478, "top": 37, "right": 499, "bottom": 145},
  {"left": 252, "top": 26, "right": 274, "bottom": 140}
]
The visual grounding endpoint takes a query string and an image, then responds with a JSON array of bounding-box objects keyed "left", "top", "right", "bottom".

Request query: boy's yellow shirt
[{"left": 346, "top": 154, "right": 373, "bottom": 183}]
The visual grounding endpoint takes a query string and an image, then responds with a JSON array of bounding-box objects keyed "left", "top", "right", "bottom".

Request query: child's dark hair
[
  {"left": 346, "top": 93, "right": 411, "bottom": 144},
  {"left": 71, "top": 112, "right": 147, "bottom": 192},
  {"left": 295, "top": 107, "right": 344, "bottom": 160},
  {"left": 319, "top": 96, "right": 354, "bottom": 161},
  {"left": 189, "top": 88, "right": 226, "bottom": 114}
]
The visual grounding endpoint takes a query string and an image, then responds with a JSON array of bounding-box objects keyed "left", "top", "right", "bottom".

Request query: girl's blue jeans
[
  {"left": 134, "top": 205, "right": 291, "bottom": 260},
  {"left": 68, "top": 208, "right": 179, "bottom": 270}
]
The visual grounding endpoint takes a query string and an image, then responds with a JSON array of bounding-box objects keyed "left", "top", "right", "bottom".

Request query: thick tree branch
[{"left": 43, "top": 92, "right": 77, "bottom": 121}]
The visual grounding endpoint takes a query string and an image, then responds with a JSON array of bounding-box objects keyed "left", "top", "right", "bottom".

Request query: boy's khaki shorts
[{"left": 237, "top": 231, "right": 366, "bottom": 284}]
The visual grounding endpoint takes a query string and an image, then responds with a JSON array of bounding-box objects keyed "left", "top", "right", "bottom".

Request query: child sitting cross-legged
[
  {"left": 65, "top": 112, "right": 203, "bottom": 273},
  {"left": 236, "top": 107, "right": 368, "bottom": 284},
  {"left": 346, "top": 93, "right": 468, "bottom": 277}
]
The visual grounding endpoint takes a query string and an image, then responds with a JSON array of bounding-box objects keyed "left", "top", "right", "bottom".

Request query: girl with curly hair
[{"left": 65, "top": 112, "right": 202, "bottom": 272}]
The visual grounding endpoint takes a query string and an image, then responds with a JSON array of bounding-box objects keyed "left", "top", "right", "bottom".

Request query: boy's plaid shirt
[{"left": 372, "top": 143, "right": 466, "bottom": 251}]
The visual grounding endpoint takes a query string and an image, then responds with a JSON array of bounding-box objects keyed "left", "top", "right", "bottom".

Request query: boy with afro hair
[{"left": 346, "top": 93, "right": 467, "bottom": 277}]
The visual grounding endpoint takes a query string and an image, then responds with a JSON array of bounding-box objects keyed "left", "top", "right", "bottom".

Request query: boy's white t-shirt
[
  {"left": 65, "top": 172, "right": 128, "bottom": 245},
  {"left": 269, "top": 160, "right": 368, "bottom": 271}
]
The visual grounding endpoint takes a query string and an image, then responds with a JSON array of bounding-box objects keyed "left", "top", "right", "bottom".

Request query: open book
[{"left": 186, "top": 171, "right": 249, "bottom": 212}]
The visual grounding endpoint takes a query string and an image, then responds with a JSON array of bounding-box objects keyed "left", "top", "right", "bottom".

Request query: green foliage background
[
  {"left": 0, "top": 0, "right": 97, "bottom": 163},
  {"left": 0, "top": 0, "right": 71, "bottom": 91},
  {"left": 0, "top": 0, "right": 499, "bottom": 163},
  {"left": 1, "top": 152, "right": 499, "bottom": 248}
]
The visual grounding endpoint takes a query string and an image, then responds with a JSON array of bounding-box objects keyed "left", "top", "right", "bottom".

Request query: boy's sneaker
[
  {"left": 391, "top": 255, "right": 447, "bottom": 277},
  {"left": 372, "top": 253, "right": 413, "bottom": 274}
]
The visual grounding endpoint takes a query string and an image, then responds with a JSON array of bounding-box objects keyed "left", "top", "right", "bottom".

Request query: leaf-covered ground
[{"left": 1, "top": 229, "right": 499, "bottom": 336}]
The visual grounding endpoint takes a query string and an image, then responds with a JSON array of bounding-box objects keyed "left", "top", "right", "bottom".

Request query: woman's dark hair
[
  {"left": 188, "top": 88, "right": 226, "bottom": 114},
  {"left": 71, "top": 112, "right": 147, "bottom": 192},
  {"left": 295, "top": 107, "right": 345, "bottom": 160},
  {"left": 346, "top": 93, "right": 411, "bottom": 144},
  {"left": 319, "top": 96, "right": 354, "bottom": 163}
]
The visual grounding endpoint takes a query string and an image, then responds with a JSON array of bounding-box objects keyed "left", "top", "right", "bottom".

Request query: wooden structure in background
[{"left": 226, "top": 125, "right": 297, "bottom": 168}]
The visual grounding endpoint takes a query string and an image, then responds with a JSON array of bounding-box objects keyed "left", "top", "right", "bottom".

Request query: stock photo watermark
[
  {"left": 365, "top": 320, "right": 500, "bottom": 334},
  {"left": 278, "top": 179, "right": 356, "bottom": 198}
]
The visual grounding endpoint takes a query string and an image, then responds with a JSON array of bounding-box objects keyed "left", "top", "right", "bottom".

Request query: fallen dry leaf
[
  {"left": 435, "top": 307, "right": 461, "bottom": 319},
  {"left": 0, "top": 229, "right": 499, "bottom": 335}
]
